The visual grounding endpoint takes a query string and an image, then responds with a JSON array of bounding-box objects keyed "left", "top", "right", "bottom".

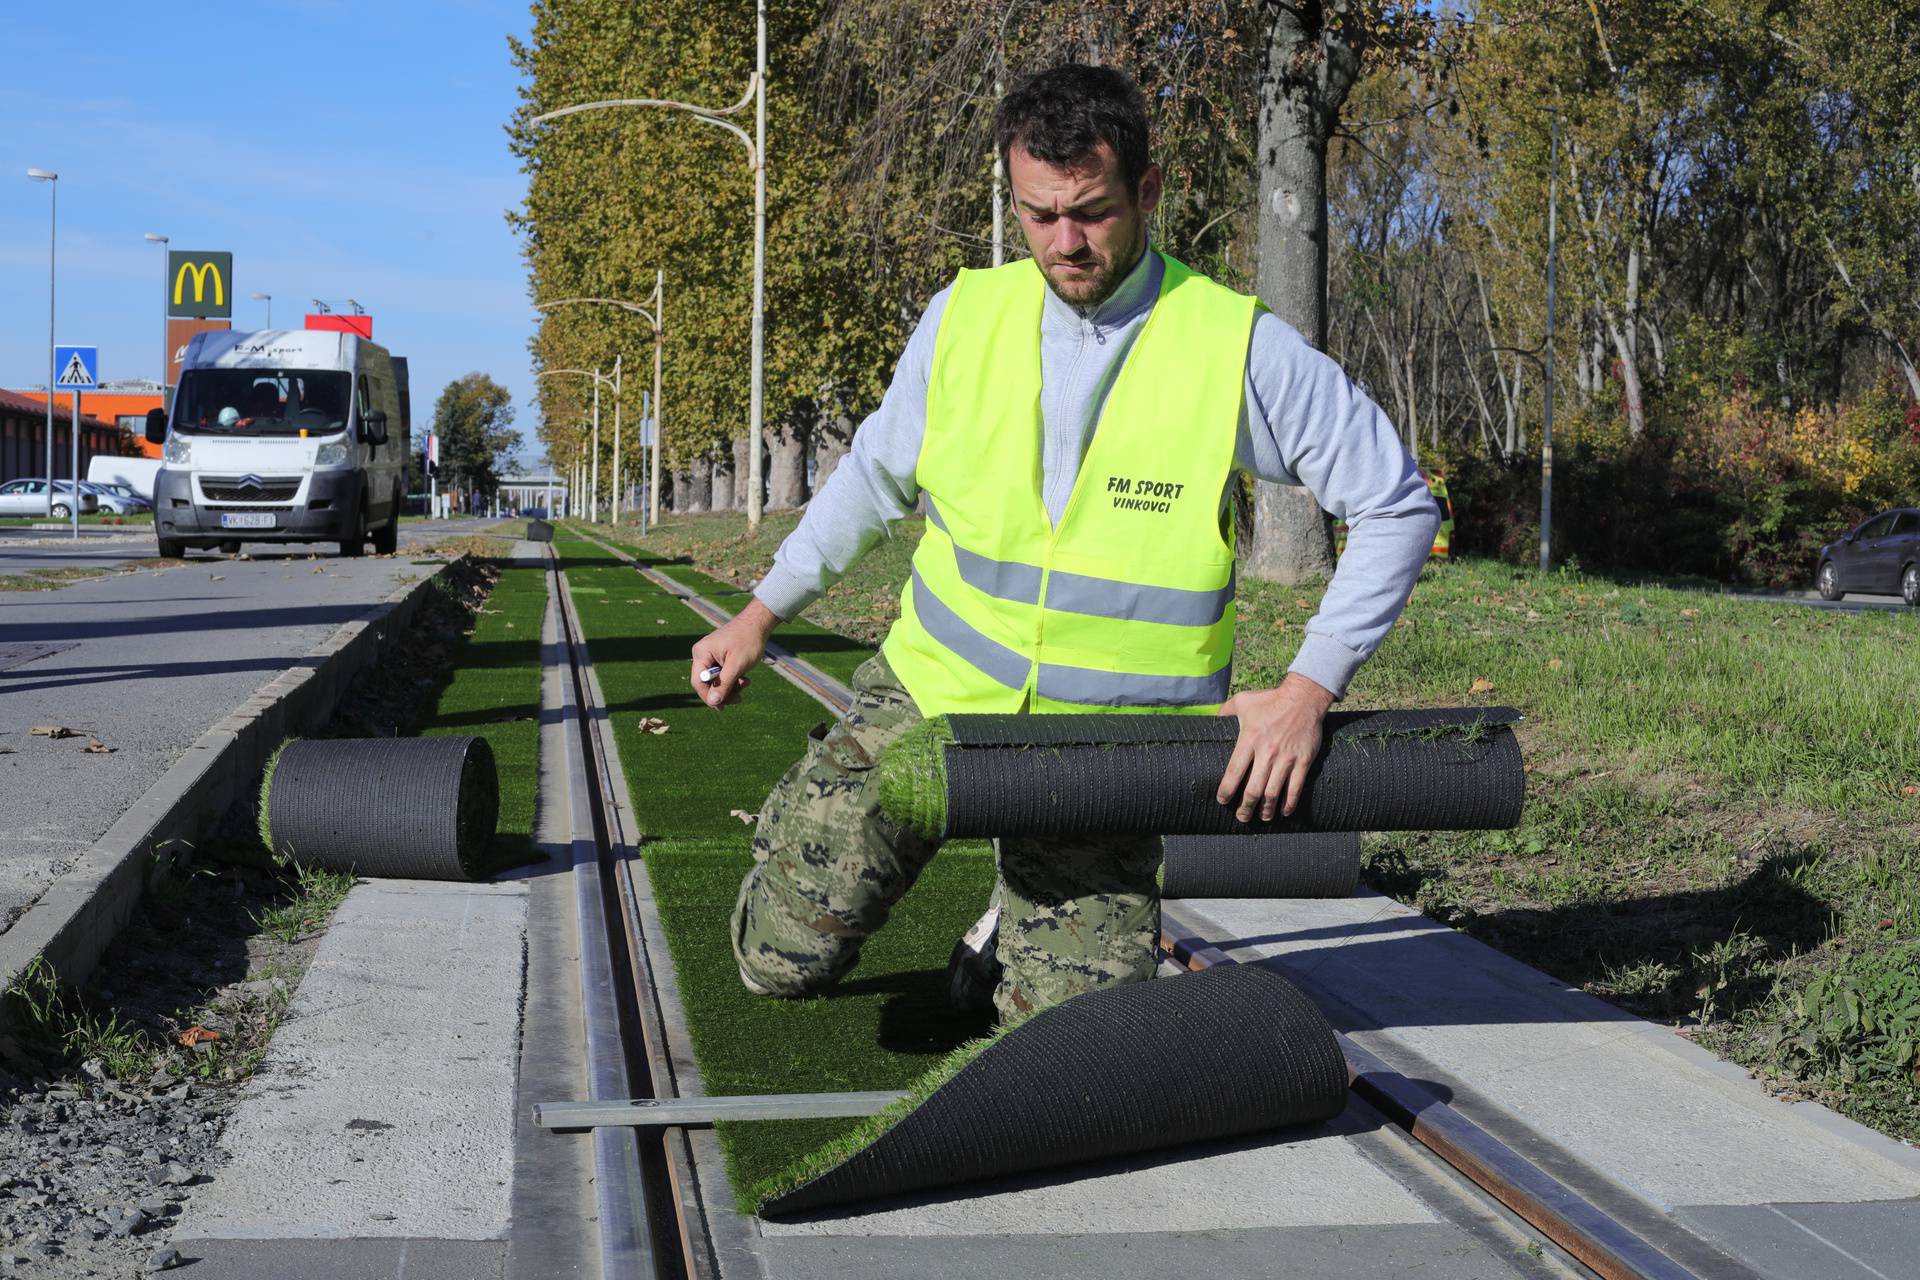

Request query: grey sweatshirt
[{"left": 754, "top": 247, "right": 1439, "bottom": 698}]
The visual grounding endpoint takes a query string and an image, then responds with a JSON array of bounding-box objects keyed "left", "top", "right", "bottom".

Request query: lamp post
[
  {"left": 251, "top": 292, "right": 272, "bottom": 328},
  {"left": 1539, "top": 108, "right": 1560, "bottom": 574},
  {"left": 534, "top": 272, "right": 665, "bottom": 526},
  {"left": 530, "top": 0, "right": 765, "bottom": 528},
  {"left": 143, "top": 233, "right": 169, "bottom": 393},
  {"left": 536, "top": 367, "right": 621, "bottom": 523},
  {"left": 28, "top": 169, "right": 56, "bottom": 518}
]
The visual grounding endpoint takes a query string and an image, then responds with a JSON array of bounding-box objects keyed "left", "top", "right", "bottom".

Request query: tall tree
[{"left": 431, "top": 373, "right": 521, "bottom": 505}]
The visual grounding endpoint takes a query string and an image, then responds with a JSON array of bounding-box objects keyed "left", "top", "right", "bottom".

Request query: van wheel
[
  {"left": 372, "top": 493, "right": 400, "bottom": 555},
  {"left": 338, "top": 501, "right": 367, "bottom": 558},
  {"left": 157, "top": 538, "right": 184, "bottom": 559}
]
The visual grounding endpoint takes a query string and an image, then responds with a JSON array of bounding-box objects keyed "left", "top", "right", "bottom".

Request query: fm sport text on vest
[{"left": 1106, "top": 475, "right": 1186, "bottom": 513}]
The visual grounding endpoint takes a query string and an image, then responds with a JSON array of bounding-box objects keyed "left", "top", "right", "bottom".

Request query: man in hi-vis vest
[{"left": 691, "top": 64, "right": 1438, "bottom": 1020}]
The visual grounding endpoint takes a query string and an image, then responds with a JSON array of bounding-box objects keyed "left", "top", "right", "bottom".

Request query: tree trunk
[
  {"left": 710, "top": 452, "right": 735, "bottom": 512},
  {"left": 814, "top": 412, "right": 853, "bottom": 491},
  {"left": 766, "top": 419, "right": 809, "bottom": 510},
  {"left": 731, "top": 436, "right": 754, "bottom": 512},
  {"left": 672, "top": 471, "right": 690, "bottom": 512},
  {"left": 688, "top": 456, "right": 712, "bottom": 513},
  {"left": 1245, "top": 5, "right": 1356, "bottom": 586}
]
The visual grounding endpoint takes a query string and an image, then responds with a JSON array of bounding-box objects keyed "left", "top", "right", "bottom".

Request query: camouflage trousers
[{"left": 730, "top": 652, "right": 1162, "bottom": 1021}]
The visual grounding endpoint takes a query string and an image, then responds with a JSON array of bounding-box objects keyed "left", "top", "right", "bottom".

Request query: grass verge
[
  {"left": 555, "top": 535, "right": 996, "bottom": 1202},
  {"left": 589, "top": 511, "right": 1920, "bottom": 1143}
]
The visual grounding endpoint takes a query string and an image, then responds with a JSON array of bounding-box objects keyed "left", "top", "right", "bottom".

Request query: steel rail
[
  {"left": 558, "top": 528, "right": 1727, "bottom": 1280},
  {"left": 546, "top": 548, "right": 708, "bottom": 1280}
]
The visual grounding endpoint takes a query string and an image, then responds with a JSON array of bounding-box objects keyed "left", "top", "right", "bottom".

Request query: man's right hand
[{"left": 690, "top": 597, "right": 783, "bottom": 709}]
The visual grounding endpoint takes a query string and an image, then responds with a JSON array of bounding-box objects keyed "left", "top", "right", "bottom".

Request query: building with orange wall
[{"left": 9, "top": 381, "right": 164, "bottom": 459}]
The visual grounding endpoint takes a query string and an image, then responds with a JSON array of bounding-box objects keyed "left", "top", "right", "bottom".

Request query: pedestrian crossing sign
[{"left": 53, "top": 345, "right": 98, "bottom": 390}]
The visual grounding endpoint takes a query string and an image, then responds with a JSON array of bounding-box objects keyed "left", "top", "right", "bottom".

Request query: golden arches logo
[{"left": 173, "top": 260, "right": 225, "bottom": 308}]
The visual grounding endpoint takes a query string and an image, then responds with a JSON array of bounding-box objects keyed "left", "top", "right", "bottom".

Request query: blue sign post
[{"left": 52, "top": 345, "right": 98, "bottom": 537}]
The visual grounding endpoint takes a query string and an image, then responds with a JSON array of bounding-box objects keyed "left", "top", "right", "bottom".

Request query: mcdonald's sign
[{"left": 166, "top": 251, "right": 233, "bottom": 319}]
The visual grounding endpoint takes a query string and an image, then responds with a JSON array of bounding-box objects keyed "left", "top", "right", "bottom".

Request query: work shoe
[{"left": 946, "top": 904, "right": 1003, "bottom": 1012}]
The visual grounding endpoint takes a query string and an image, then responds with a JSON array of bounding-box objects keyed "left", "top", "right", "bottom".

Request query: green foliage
[
  {"left": 429, "top": 372, "right": 521, "bottom": 500},
  {"left": 1765, "top": 947, "right": 1920, "bottom": 1090}
]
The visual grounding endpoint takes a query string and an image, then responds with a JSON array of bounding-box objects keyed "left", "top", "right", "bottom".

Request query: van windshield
[{"left": 174, "top": 369, "right": 351, "bottom": 437}]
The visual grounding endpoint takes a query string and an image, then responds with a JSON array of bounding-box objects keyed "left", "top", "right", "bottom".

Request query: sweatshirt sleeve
[
  {"left": 1238, "top": 309, "right": 1439, "bottom": 698},
  {"left": 752, "top": 287, "right": 950, "bottom": 619}
]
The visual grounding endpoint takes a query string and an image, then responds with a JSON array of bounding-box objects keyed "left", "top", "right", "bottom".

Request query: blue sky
[{"left": 0, "top": 0, "right": 542, "bottom": 467}]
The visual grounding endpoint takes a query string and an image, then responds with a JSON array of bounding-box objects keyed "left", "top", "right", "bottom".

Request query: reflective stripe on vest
[
  {"left": 926, "top": 499, "right": 1233, "bottom": 626},
  {"left": 882, "top": 252, "right": 1255, "bottom": 716}
]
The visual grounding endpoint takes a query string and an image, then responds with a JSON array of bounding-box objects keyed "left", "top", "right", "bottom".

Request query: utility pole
[
  {"left": 652, "top": 269, "right": 665, "bottom": 526},
  {"left": 610, "top": 355, "right": 623, "bottom": 524},
  {"left": 1540, "top": 108, "right": 1560, "bottom": 573},
  {"left": 144, "top": 233, "right": 168, "bottom": 390},
  {"left": 27, "top": 169, "right": 57, "bottom": 518},
  {"left": 746, "top": 0, "right": 768, "bottom": 528}
]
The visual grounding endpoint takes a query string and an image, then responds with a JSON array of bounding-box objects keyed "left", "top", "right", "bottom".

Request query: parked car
[
  {"left": 1816, "top": 508, "right": 1920, "bottom": 605},
  {"left": 0, "top": 479, "right": 100, "bottom": 519},
  {"left": 80, "top": 481, "right": 151, "bottom": 515}
]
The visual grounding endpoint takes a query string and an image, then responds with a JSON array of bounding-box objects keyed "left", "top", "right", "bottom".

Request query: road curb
[{"left": 0, "top": 558, "right": 457, "bottom": 1019}]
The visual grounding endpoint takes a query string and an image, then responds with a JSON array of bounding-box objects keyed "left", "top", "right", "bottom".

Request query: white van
[
  {"left": 86, "top": 455, "right": 163, "bottom": 501},
  {"left": 145, "top": 329, "right": 409, "bottom": 557}
]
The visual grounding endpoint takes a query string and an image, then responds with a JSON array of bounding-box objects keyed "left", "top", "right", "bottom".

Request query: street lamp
[
  {"left": 144, "top": 233, "right": 169, "bottom": 390},
  {"left": 28, "top": 169, "right": 56, "bottom": 518},
  {"left": 536, "top": 366, "right": 622, "bottom": 523},
  {"left": 529, "top": 0, "right": 767, "bottom": 528},
  {"left": 535, "top": 272, "right": 665, "bottom": 527},
  {"left": 251, "top": 292, "right": 272, "bottom": 328}
]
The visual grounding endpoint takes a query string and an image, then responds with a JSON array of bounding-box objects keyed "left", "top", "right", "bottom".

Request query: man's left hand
[{"left": 1215, "top": 674, "right": 1337, "bottom": 823}]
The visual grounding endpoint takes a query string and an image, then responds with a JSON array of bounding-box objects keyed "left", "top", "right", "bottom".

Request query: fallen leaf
[
  {"left": 1680, "top": 607, "right": 1699, "bottom": 618},
  {"left": 84, "top": 737, "right": 114, "bottom": 754},
  {"left": 1903, "top": 785, "right": 1920, "bottom": 797},
  {"left": 210, "top": 574, "right": 225, "bottom": 582},
  {"left": 177, "top": 1026, "right": 221, "bottom": 1048},
  {"left": 1879, "top": 919, "right": 1896, "bottom": 930},
  {"left": 1547, "top": 658, "right": 1564, "bottom": 671},
  {"left": 1469, "top": 678, "right": 1495, "bottom": 694},
  {"left": 30, "top": 725, "right": 77, "bottom": 739},
  {"left": 729, "top": 809, "right": 758, "bottom": 825},
  {"left": 638, "top": 717, "right": 670, "bottom": 735},
  {"left": 656, "top": 618, "right": 668, "bottom": 624},
  {"left": 1294, "top": 597, "right": 1312, "bottom": 610},
  {"left": 1522, "top": 763, "right": 1536, "bottom": 774}
]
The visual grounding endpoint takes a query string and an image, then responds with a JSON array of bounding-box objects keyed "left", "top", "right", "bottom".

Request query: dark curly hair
[{"left": 994, "top": 64, "right": 1152, "bottom": 197}]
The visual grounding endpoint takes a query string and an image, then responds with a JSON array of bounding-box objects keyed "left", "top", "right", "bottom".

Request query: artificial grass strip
[
  {"left": 557, "top": 536, "right": 999, "bottom": 1200},
  {"left": 412, "top": 556, "right": 547, "bottom": 870}
]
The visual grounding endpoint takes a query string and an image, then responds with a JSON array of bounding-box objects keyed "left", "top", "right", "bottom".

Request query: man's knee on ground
[{"left": 733, "top": 940, "right": 848, "bottom": 998}]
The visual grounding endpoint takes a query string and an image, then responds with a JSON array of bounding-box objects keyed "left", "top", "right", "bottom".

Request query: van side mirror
[
  {"left": 363, "top": 409, "right": 389, "bottom": 446},
  {"left": 145, "top": 408, "right": 168, "bottom": 445}
]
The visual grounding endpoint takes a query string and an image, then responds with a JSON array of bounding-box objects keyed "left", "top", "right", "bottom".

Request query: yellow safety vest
[{"left": 882, "top": 252, "right": 1257, "bottom": 715}]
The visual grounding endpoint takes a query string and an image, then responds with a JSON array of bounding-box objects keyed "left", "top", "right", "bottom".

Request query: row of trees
[{"left": 509, "top": 1, "right": 1920, "bottom": 583}]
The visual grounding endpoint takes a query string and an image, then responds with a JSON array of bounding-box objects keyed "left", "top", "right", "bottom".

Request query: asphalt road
[
  {"left": 0, "top": 520, "right": 502, "bottom": 934},
  {"left": 1719, "top": 587, "right": 1909, "bottom": 614}
]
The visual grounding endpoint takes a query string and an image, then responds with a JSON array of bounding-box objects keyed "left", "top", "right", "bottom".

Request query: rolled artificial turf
[
  {"left": 1161, "top": 832, "right": 1362, "bottom": 899},
  {"left": 880, "top": 708, "right": 1526, "bottom": 839},
  {"left": 262, "top": 735, "right": 498, "bottom": 879},
  {"left": 757, "top": 963, "right": 1348, "bottom": 1216}
]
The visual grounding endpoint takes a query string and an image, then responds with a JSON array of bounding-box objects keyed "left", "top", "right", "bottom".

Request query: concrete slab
[
  {"left": 172, "top": 878, "right": 528, "bottom": 1244},
  {"left": 753, "top": 1223, "right": 1541, "bottom": 1280},
  {"left": 171, "top": 1236, "right": 507, "bottom": 1279},
  {"left": 758, "top": 1113, "right": 1441, "bottom": 1238},
  {"left": 1676, "top": 1200, "right": 1920, "bottom": 1280},
  {"left": 1176, "top": 893, "right": 1920, "bottom": 1213}
]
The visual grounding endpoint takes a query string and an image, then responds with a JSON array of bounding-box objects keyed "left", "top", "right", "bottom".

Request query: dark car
[{"left": 1816, "top": 508, "right": 1920, "bottom": 605}]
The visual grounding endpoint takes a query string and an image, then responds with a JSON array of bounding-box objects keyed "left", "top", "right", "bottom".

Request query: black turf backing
[
  {"left": 759, "top": 964, "right": 1348, "bottom": 1217},
  {"left": 266, "top": 736, "right": 499, "bottom": 880},
  {"left": 1161, "top": 832, "right": 1363, "bottom": 899},
  {"left": 941, "top": 709, "right": 1523, "bottom": 837}
]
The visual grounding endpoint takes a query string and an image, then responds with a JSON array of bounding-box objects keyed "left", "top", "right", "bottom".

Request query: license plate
[{"left": 220, "top": 513, "right": 276, "bottom": 529}]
